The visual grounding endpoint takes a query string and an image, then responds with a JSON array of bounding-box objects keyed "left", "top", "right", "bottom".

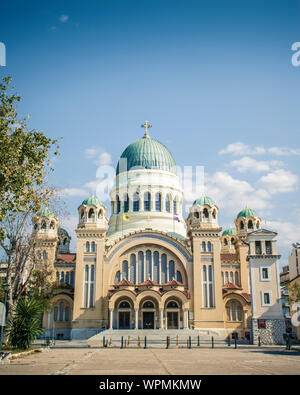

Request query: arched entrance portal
[
  {"left": 142, "top": 300, "right": 156, "bottom": 329},
  {"left": 118, "top": 301, "right": 131, "bottom": 329},
  {"left": 166, "top": 300, "right": 180, "bottom": 329}
]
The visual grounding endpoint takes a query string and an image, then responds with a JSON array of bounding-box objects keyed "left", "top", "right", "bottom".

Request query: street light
[{"left": 0, "top": 281, "right": 9, "bottom": 353}]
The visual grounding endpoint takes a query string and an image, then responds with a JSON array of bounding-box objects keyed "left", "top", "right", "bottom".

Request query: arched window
[
  {"left": 230, "top": 272, "right": 234, "bottom": 283},
  {"left": 65, "top": 306, "right": 70, "bottom": 321},
  {"left": 144, "top": 192, "right": 151, "bottom": 211},
  {"left": 202, "top": 241, "right": 206, "bottom": 252},
  {"left": 63, "top": 238, "right": 68, "bottom": 245},
  {"left": 176, "top": 271, "right": 183, "bottom": 283},
  {"left": 203, "top": 208, "right": 209, "bottom": 219},
  {"left": 59, "top": 302, "right": 64, "bottom": 322},
  {"left": 248, "top": 220, "right": 253, "bottom": 229},
  {"left": 155, "top": 193, "right": 161, "bottom": 211},
  {"left": 60, "top": 272, "right": 65, "bottom": 284},
  {"left": 225, "top": 272, "right": 229, "bottom": 284},
  {"left": 116, "top": 195, "right": 120, "bottom": 214},
  {"left": 143, "top": 301, "right": 154, "bottom": 309},
  {"left": 240, "top": 221, "right": 244, "bottom": 230},
  {"left": 124, "top": 194, "right": 129, "bottom": 213},
  {"left": 43, "top": 250, "right": 48, "bottom": 260},
  {"left": 70, "top": 271, "right": 75, "bottom": 286},
  {"left": 130, "top": 254, "right": 136, "bottom": 284},
  {"left": 50, "top": 221, "right": 55, "bottom": 229},
  {"left": 84, "top": 265, "right": 89, "bottom": 307},
  {"left": 173, "top": 197, "right": 177, "bottom": 215},
  {"left": 256, "top": 221, "right": 260, "bottom": 229},
  {"left": 212, "top": 209, "right": 216, "bottom": 219},
  {"left": 122, "top": 260, "right": 128, "bottom": 281},
  {"left": 98, "top": 209, "right": 103, "bottom": 219},
  {"left": 80, "top": 209, "right": 85, "bottom": 220},
  {"left": 86, "top": 241, "right": 90, "bottom": 253},
  {"left": 146, "top": 250, "right": 152, "bottom": 280},
  {"left": 66, "top": 272, "right": 70, "bottom": 284},
  {"left": 119, "top": 301, "right": 130, "bottom": 309},
  {"left": 91, "top": 241, "right": 96, "bottom": 252},
  {"left": 169, "top": 260, "right": 175, "bottom": 281},
  {"left": 207, "top": 241, "right": 212, "bottom": 252},
  {"left": 88, "top": 208, "right": 95, "bottom": 219},
  {"left": 224, "top": 238, "right": 228, "bottom": 246},
  {"left": 41, "top": 220, "right": 47, "bottom": 230},
  {"left": 153, "top": 251, "right": 159, "bottom": 283},
  {"left": 133, "top": 192, "right": 139, "bottom": 212},
  {"left": 138, "top": 251, "right": 144, "bottom": 283},
  {"left": 54, "top": 306, "right": 58, "bottom": 322},
  {"left": 167, "top": 301, "right": 178, "bottom": 308},
  {"left": 226, "top": 300, "right": 243, "bottom": 322},
  {"left": 165, "top": 194, "right": 171, "bottom": 212},
  {"left": 89, "top": 265, "right": 95, "bottom": 308},
  {"left": 235, "top": 272, "right": 239, "bottom": 286},
  {"left": 231, "top": 237, "right": 235, "bottom": 245},
  {"left": 194, "top": 211, "right": 199, "bottom": 219},
  {"left": 161, "top": 253, "right": 167, "bottom": 284}
]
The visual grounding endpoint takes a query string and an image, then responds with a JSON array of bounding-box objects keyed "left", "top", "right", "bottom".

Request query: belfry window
[
  {"left": 133, "top": 192, "right": 139, "bottom": 212},
  {"left": 155, "top": 193, "right": 161, "bottom": 211},
  {"left": 124, "top": 194, "right": 129, "bottom": 213},
  {"left": 203, "top": 208, "right": 209, "bottom": 219},
  {"left": 248, "top": 220, "right": 253, "bottom": 229},
  {"left": 88, "top": 208, "right": 95, "bottom": 219},
  {"left": 116, "top": 196, "right": 120, "bottom": 214},
  {"left": 240, "top": 221, "right": 244, "bottom": 230},
  {"left": 144, "top": 192, "right": 151, "bottom": 211},
  {"left": 165, "top": 195, "right": 171, "bottom": 212}
]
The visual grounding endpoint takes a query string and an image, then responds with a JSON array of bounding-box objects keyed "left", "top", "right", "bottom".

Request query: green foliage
[
  {"left": 288, "top": 282, "right": 300, "bottom": 305},
  {"left": 6, "top": 297, "right": 44, "bottom": 350},
  {"left": 0, "top": 278, "right": 4, "bottom": 303},
  {"left": 0, "top": 76, "right": 60, "bottom": 240}
]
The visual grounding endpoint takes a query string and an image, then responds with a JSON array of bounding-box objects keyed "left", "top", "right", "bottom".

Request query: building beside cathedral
[{"left": 34, "top": 123, "right": 285, "bottom": 344}]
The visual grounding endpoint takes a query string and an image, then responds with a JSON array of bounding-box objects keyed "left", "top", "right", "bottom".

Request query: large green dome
[
  {"left": 237, "top": 208, "right": 258, "bottom": 219},
  {"left": 222, "top": 227, "right": 237, "bottom": 236},
  {"left": 116, "top": 134, "right": 176, "bottom": 175},
  {"left": 81, "top": 195, "right": 103, "bottom": 206}
]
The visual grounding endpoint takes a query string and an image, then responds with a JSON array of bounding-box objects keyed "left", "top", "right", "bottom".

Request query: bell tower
[{"left": 72, "top": 195, "right": 108, "bottom": 339}]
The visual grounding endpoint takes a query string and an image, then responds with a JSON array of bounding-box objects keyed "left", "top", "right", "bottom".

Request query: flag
[
  {"left": 123, "top": 213, "right": 130, "bottom": 221},
  {"left": 174, "top": 215, "right": 180, "bottom": 222}
]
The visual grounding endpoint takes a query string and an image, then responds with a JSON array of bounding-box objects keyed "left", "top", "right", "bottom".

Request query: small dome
[
  {"left": 193, "top": 196, "right": 215, "bottom": 206},
  {"left": 237, "top": 208, "right": 258, "bottom": 219},
  {"left": 81, "top": 195, "right": 103, "bottom": 206},
  {"left": 37, "top": 208, "right": 56, "bottom": 218},
  {"left": 222, "top": 227, "right": 237, "bottom": 236},
  {"left": 116, "top": 135, "right": 176, "bottom": 175}
]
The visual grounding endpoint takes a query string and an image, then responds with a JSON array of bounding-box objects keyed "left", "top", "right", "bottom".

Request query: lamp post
[{"left": 0, "top": 281, "right": 9, "bottom": 353}]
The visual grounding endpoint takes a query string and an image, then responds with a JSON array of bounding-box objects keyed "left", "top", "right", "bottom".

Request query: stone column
[
  {"left": 135, "top": 309, "right": 139, "bottom": 330},
  {"left": 109, "top": 309, "right": 114, "bottom": 330},
  {"left": 184, "top": 309, "right": 189, "bottom": 329},
  {"left": 160, "top": 308, "right": 164, "bottom": 329}
]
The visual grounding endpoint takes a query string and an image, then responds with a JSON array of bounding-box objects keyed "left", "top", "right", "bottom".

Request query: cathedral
[{"left": 34, "top": 122, "right": 285, "bottom": 344}]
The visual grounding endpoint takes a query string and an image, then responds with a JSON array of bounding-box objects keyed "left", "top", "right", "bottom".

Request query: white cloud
[
  {"left": 219, "top": 142, "right": 265, "bottom": 156},
  {"left": 59, "top": 14, "right": 69, "bottom": 23},
  {"left": 229, "top": 156, "right": 284, "bottom": 173},
  {"left": 258, "top": 169, "right": 298, "bottom": 193},
  {"left": 268, "top": 147, "right": 300, "bottom": 156},
  {"left": 60, "top": 188, "right": 88, "bottom": 197},
  {"left": 84, "top": 147, "right": 112, "bottom": 166}
]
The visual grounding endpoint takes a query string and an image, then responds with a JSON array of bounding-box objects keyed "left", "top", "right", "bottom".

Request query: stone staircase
[{"left": 87, "top": 328, "right": 227, "bottom": 347}]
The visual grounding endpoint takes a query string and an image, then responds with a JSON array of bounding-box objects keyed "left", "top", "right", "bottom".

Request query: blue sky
[{"left": 1, "top": 0, "right": 300, "bottom": 265}]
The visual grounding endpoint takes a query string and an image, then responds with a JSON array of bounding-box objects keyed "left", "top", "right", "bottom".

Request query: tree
[
  {"left": 6, "top": 297, "right": 44, "bottom": 350},
  {"left": 0, "top": 76, "right": 60, "bottom": 241}
]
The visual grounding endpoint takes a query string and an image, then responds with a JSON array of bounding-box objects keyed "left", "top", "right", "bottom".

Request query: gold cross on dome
[{"left": 141, "top": 120, "right": 152, "bottom": 138}]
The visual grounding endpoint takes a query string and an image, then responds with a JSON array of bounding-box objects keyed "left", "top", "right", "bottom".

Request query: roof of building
[
  {"left": 237, "top": 208, "right": 258, "bottom": 219},
  {"left": 193, "top": 196, "right": 215, "bottom": 206},
  {"left": 138, "top": 279, "right": 159, "bottom": 286},
  {"left": 222, "top": 282, "right": 242, "bottom": 290},
  {"left": 164, "top": 279, "right": 184, "bottom": 286},
  {"left": 56, "top": 253, "right": 76, "bottom": 263},
  {"left": 36, "top": 208, "right": 56, "bottom": 218},
  {"left": 81, "top": 195, "right": 103, "bottom": 206},
  {"left": 222, "top": 227, "right": 237, "bottom": 236},
  {"left": 221, "top": 253, "right": 238, "bottom": 262},
  {"left": 116, "top": 134, "right": 176, "bottom": 175}
]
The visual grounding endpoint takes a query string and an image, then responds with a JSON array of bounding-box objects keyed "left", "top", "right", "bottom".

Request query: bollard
[
  {"left": 121, "top": 336, "right": 124, "bottom": 349},
  {"left": 166, "top": 336, "right": 169, "bottom": 349},
  {"left": 144, "top": 336, "right": 147, "bottom": 349},
  {"left": 106, "top": 339, "right": 108, "bottom": 348},
  {"left": 177, "top": 335, "right": 179, "bottom": 346},
  {"left": 138, "top": 336, "right": 141, "bottom": 347},
  {"left": 189, "top": 336, "right": 192, "bottom": 349},
  {"left": 258, "top": 336, "right": 261, "bottom": 347},
  {"left": 286, "top": 336, "right": 291, "bottom": 351},
  {"left": 212, "top": 336, "right": 214, "bottom": 349},
  {"left": 103, "top": 336, "right": 106, "bottom": 348},
  {"left": 128, "top": 336, "right": 130, "bottom": 346},
  {"left": 197, "top": 336, "right": 200, "bottom": 347}
]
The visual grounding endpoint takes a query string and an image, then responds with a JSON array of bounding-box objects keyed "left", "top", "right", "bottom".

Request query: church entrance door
[
  {"left": 143, "top": 312, "right": 154, "bottom": 329},
  {"left": 167, "top": 312, "right": 179, "bottom": 329},
  {"left": 119, "top": 311, "right": 130, "bottom": 329}
]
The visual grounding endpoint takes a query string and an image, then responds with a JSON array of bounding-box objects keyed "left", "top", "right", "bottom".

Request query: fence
[{"left": 100, "top": 335, "right": 250, "bottom": 349}]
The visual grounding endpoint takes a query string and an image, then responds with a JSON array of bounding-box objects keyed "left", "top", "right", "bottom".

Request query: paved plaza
[{"left": 0, "top": 344, "right": 300, "bottom": 375}]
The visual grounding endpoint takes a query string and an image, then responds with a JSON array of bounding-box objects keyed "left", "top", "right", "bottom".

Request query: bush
[{"left": 6, "top": 297, "right": 44, "bottom": 350}]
